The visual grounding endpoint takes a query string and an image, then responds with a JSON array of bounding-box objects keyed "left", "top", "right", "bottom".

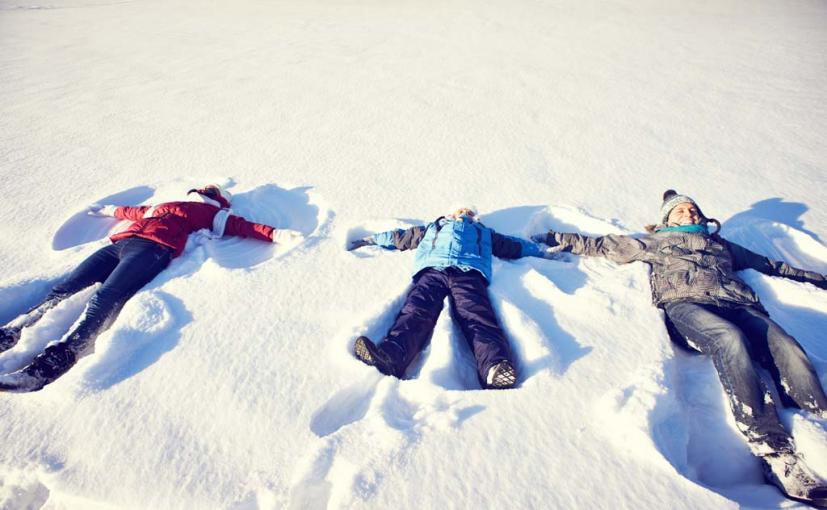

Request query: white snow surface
[{"left": 2, "top": 0, "right": 827, "bottom": 508}]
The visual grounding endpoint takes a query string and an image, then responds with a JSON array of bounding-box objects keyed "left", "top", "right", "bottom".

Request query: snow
[{"left": 1, "top": 0, "right": 827, "bottom": 508}]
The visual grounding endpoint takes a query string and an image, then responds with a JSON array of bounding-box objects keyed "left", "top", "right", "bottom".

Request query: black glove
[{"left": 348, "top": 238, "right": 375, "bottom": 251}]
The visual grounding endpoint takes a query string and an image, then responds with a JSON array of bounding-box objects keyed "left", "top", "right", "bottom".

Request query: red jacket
[{"left": 110, "top": 202, "right": 274, "bottom": 257}]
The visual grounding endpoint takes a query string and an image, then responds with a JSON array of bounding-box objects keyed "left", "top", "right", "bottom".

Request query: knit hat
[
  {"left": 644, "top": 189, "right": 721, "bottom": 234},
  {"left": 449, "top": 203, "right": 479, "bottom": 219},
  {"left": 188, "top": 184, "right": 232, "bottom": 209},
  {"left": 660, "top": 189, "right": 702, "bottom": 225}
]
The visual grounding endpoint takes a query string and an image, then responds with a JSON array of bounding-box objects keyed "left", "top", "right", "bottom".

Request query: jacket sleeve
[
  {"left": 223, "top": 214, "right": 275, "bottom": 242},
  {"left": 370, "top": 225, "right": 428, "bottom": 251},
  {"left": 492, "top": 232, "right": 544, "bottom": 260},
  {"left": 726, "top": 239, "right": 827, "bottom": 289},
  {"left": 114, "top": 206, "right": 150, "bottom": 221},
  {"left": 547, "top": 231, "right": 647, "bottom": 265}
]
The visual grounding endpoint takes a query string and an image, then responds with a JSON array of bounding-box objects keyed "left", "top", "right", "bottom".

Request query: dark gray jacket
[{"left": 542, "top": 230, "right": 827, "bottom": 309}]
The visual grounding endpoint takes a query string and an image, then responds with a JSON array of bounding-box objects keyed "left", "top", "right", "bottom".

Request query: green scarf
[{"left": 656, "top": 224, "right": 709, "bottom": 234}]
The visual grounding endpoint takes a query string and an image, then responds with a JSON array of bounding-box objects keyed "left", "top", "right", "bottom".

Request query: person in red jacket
[{"left": 0, "top": 184, "right": 301, "bottom": 392}]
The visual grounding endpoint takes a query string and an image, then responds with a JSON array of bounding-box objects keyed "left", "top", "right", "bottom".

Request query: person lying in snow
[
  {"left": 347, "top": 205, "right": 549, "bottom": 389},
  {"left": 0, "top": 184, "right": 302, "bottom": 393},
  {"left": 533, "top": 190, "right": 827, "bottom": 506}
]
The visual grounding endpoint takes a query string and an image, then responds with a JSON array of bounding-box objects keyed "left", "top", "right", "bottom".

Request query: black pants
[
  {"left": 12, "top": 237, "right": 171, "bottom": 373},
  {"left": 379, "top": 267, "right": 512, "bottom": 382},
  {"left": 664, "top": 301, "right": 827, "bottom": 453}
]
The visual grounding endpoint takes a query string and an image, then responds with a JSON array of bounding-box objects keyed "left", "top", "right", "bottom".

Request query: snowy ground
[{"left": 2, "top": 0, "right": 827, "bottom": 508}]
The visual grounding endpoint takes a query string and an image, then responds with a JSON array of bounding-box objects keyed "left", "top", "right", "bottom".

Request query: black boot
[
  {"left": 0, "top": 342, "right": 79, "bottom": 393},
  {"left": 354, "top": 336, "right": 401, "bottom": 377},
  {"left": 0, "top": 327, "right": 21, "bottom": 353},
  {"left": 484, "top": 360, "right": 517, "bottom": 389},
  {"left": 761, "top": 451, "right": 827, "bottom": 507}
]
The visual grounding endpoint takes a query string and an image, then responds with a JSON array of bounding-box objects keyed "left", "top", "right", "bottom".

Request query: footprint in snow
[
  {"left": 293, "top": 378, "right": 484, "bottom": 509},
  {"left": 0, "top": 468, "right": 50, "bottom": 510}
]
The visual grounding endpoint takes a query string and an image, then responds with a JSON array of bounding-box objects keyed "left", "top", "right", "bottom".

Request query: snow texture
[{"left": 1, "top": 0, "right": 827, "bottom": 508}]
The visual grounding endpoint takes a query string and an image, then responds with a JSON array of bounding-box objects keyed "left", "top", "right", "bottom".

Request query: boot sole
[
  {"left": 354, "top": 337, "right": 400, "bottom": 377},
  {"left": 488, "top": 362, "right": 517, "bottom": 389},
  {"left": 354, "top": 337, "right": 377, "bottom": 366}
]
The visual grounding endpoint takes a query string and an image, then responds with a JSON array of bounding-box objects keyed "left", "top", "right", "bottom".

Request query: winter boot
[
  {"left": 485, "top": 360, "right": 517, "bottom": 389},
  {"left": 761, "top": 451, "right": 827, "bottom": 507},
  {"left": 0, "top": 370, "right": 45, "bottom": 393},
  {"left": 354, "top": 336, "right": 400, "bottom": 377},
  {"left": 0, "top": 327, "right": 21, "bottom": 353},
  {"left": 0, "top": 342, "right": 79, "bottom": 393}
]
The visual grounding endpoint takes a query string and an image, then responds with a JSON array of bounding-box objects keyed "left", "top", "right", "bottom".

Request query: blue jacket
[{"left": 371, "top": 216, "right": 543, "bottom": 282}]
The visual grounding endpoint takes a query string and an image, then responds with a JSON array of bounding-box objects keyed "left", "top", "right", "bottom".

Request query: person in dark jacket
[
  {"left": 533, "top": 190, "right": 827, "bottom": 506},
  {"left": 0, "top": 184, "right": 302, "bottom": 392},
  {"left": 348, "top": 206, "right": 547, "bottom": 389}
]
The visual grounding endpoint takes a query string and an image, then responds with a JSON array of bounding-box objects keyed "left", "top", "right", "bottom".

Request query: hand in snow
[
  {"left": 87, "top": 204, "right": 118, "bottom": 217},
  {"left": 348, "top": 238, "right": 375, "bottom": 251},
  {"left": 541, "top": 245, "right": 564, "bottom": 260},
  {"left": 272, "top": 229, "right": 304, "bottom": 244},
  {"left": 531, "top": 231, "right": 556, "bottom": 246}
]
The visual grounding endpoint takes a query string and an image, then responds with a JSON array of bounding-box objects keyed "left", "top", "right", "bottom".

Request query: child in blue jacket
[{"left": 348, "top": 206, "right": 546, "bottom": 389}]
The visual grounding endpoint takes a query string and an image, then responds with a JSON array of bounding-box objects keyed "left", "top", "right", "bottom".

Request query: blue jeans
[
  {"left": 379, "top": 267, "right": 512, "bottom": 383},
  {"left": 664, "top": 301, "right": 827, "bottom": 453},
  {"left": 13, "top": 237, "right": 171, "bottom": 378}
]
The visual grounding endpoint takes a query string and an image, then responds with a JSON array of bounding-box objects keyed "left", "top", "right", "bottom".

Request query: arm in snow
[
  {"left": 223, "top": 214, "right": 275, "bottom": 242},
  {"left": 370, "top": 225, "right": 428, "bottom": 251},
  {"left": 114, "top": 206, "right": 151, "bottom": 221},
  {"left": 491, "top": 232, "right": 545, "bottom": 260},
  {"left": 538, "top": 231, "right": 647, "bottom": 265},
  {"left": 726, "top": 239, "right": 827, "bottom": 289}
]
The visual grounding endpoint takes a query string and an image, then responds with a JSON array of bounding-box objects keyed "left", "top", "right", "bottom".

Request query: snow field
[
  {"left": 2, "top": 0, "right": 827, "bottom": 508},
  {"left": 3, "top": 186, "right": 827, "bottom": 509}
]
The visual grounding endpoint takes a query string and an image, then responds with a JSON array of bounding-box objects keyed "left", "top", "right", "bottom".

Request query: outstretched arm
[
  {"left": 87, "top": 204, "right": 148, "bottom": 219},
  {"left": 349, "top": 225, "right": 428, "bottom": 251},
  {"left": 533, "top": 230, "right": 647, "bottom": 264},
  {"left": 224, "top": 214, "right": 277, "bottom": 243},
  {"left": 491, "top": 232, "right": 545, "bottom": 260},
  {"left": 726, "top": 239, "right": 827, "bottom": 289}
]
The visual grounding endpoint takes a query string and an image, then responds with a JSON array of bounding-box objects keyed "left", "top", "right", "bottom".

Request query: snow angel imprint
[
  {"left": 533, "top": 189, "right": 827, "bottom": 507},
  {"left": 0, "top": 184, "right": 303, "bottom": 393},
  {"left": 348, "top": 205, "right": 552, "bottom": 389}
]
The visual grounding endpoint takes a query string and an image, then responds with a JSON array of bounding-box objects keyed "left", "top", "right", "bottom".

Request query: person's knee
[
  {"left": 86, "top": 285, "right": 131, "bottom": 318},
  {"left": 708, "top": 327, "right": 750, "bottom": 361},
  {"left": 49, "top": 282, "right": 79, "bottom": 299},
  {"left": 405, "top": 295, "right": 444, "bottom": 317},
  {"left": 92, "top": 284, "right": 127, "bottom": 302}
]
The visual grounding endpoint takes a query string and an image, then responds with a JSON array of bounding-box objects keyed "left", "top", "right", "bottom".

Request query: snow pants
[
  {"left": 663, "top": 301, "right": 827, "bottom": 454},
  {"left": 13, "top": 237, "right": 172, "bottom": 378},
  {"left": 379, "top": 267, "right": 513, "bottom": 383}
]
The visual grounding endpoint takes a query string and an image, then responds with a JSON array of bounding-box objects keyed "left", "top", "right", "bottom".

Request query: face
[
  {"left": 667, "top": 202, "right": 701, "bottom": 226},
  {"left": 453, "top": 208, "right": 476, "bottom": 219}
]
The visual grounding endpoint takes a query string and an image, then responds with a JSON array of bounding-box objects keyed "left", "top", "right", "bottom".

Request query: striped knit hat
[{"left": 660, "top": 189, "right": 703, "bottom": 224}]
